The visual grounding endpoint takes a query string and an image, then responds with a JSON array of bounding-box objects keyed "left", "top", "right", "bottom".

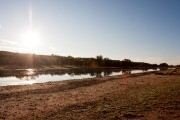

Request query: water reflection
[
  {"left": 159, "top": 67, "right": 168, "bottom": 71},
  {"left": 37, "top": 69, "right": 122, "bottom": 78},
  {"left": 17, "top": 75, "right": 37, "bottom": 80},
  {"left": 0, "top": 68, "right": 159, "bottom": 86},
  {"left": 122, "top": 69, "right": 131, "bottom": 75},
  {"left": 26, "top": 69, "right": 35, "bottom": 75}
]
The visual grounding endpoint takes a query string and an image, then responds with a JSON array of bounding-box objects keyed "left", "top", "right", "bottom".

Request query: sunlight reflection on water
[{"left": 26, "top": 69, "right": 35, "bottom": 75}]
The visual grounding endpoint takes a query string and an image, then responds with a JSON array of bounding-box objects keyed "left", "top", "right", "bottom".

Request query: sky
[{"left": 0, "top": 0, "right": 180, "bottom": 65}]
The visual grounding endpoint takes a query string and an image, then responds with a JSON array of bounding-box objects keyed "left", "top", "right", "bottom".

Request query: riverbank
[{"left": 0, "top": 70, "right": 179, "bottom": 119}]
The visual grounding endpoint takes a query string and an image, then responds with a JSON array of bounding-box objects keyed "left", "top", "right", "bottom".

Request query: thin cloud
[
  {"left": 0, "top": 38, "right": 26, "bottom": 52},
  {"left": 0, "top": 38, "right": 18, "bottom": 45}
]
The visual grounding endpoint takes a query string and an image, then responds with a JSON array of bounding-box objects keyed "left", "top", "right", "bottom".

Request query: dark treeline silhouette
[
  {"left": 176, "top": 65, "right": 180, "bottom": 68},
  {"left": 159, "top": 63, "right": 168, "bottom": 68},
  {"left": 0, "top": 51, "right": 167, "bottom": 68}
]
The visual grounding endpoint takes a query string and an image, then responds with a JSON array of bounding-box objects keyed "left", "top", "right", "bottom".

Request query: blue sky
[{"left": 0, "top": 0, "right": 180, "bottom": 65}]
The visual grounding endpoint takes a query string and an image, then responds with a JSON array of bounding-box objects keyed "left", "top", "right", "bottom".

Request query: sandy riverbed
[{"left": 0, "top": 70, "right": 179, "bottom": 120}]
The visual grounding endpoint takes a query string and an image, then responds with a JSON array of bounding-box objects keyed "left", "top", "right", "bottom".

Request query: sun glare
[{"left": 22, "top": 30, "right": 40, "bottom": 49}]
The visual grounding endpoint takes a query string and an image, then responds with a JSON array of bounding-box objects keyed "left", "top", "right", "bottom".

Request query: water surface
[{"left": 0, "top": 69, "right": 158, "bottom": 86}]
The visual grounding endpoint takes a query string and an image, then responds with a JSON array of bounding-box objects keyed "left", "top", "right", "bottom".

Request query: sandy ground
[{"left": 0, "top": 71, "right": 179, "bottom": 119}]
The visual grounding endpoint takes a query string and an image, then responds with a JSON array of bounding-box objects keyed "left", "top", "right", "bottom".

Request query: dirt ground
[{"left": 0, "top": 71, "right": 179, "bottom": 119}]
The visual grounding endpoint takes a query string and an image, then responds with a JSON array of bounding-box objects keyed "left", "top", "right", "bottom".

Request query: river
[{"left": 0, "top": 68, "right": 159, "bottom": 86}]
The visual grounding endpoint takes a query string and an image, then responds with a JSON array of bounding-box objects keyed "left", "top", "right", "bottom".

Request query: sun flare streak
[
  {"left": 29, "top": 0, "right": 32, "bottom": 30},
  {"left": 21, "top": 0, "right": 41, "bottom": 51}
]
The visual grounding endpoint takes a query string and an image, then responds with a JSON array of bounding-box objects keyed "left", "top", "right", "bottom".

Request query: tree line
[{"left": 0, "top": 51, "right": 170, "bottom": 68}]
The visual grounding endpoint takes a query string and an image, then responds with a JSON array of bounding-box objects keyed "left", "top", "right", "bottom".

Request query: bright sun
[{"left": 22, "top": 30, "right": 40, "bottom": 49}]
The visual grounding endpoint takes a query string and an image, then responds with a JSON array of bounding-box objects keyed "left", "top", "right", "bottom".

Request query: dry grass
[{"left": 43, "top": 78, "right": 180, "bottom": 120}]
